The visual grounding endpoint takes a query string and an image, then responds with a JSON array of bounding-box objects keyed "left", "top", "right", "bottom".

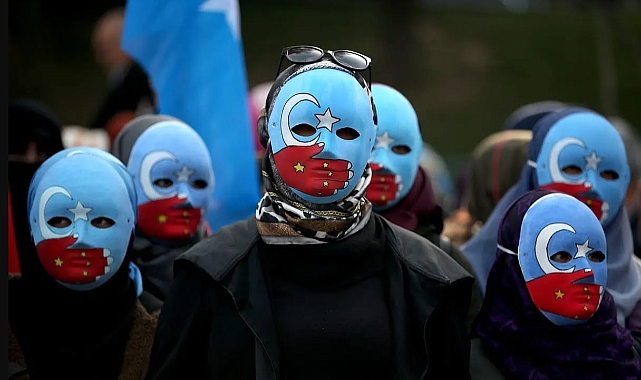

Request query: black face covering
[
  {"left": 9, "top": 161, "right": 46, "bottom": 278},
  {"left": 9, "top": 256, "right": 138, "bottom": 380},
  {"left": 8, "top": 99, "right": 66, "bottom": 275}
]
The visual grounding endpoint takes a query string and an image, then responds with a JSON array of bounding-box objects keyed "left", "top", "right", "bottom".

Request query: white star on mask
[
  {"left": 375, "top": 131, "right": 396, "bottom": 150},
  {"left": 574, "top": 239, "right": 593, "bottom": 259},
  {"left": 315, "top": 108, "right": 341, "bottom": 132},
  {"left": 68, "top": 201, "right": 92, "bottom": 221},
  {"left": 584, "top": 151, "right": 602, "bottom": 171},
  {"left": 175, "top": 166, "right": 195, "bottom": 182}
]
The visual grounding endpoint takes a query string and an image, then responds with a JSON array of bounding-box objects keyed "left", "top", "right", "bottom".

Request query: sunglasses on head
[{"left": 275, "top": 45, "right": 372, "bottom": 88}]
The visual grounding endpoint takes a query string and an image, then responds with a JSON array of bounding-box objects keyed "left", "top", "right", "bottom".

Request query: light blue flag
[{"left": 122, "top": 0, "right": 262, "bottom": 233}]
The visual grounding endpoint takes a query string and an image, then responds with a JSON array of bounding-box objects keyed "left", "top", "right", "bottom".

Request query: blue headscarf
[{"left": 462, "top": 107, "right": 641, "bottom": 325}]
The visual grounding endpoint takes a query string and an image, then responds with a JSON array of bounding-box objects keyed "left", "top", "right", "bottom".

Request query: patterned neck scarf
[{"left": 256, "top": 148, "right": 372, "bottom": 245}]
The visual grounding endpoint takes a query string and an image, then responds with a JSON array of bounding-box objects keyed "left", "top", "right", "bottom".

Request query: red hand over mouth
[{"left": 273, "top": 143, "right": 354, "bottom": 197}]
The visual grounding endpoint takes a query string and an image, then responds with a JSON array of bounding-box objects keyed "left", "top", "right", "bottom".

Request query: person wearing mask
[
  {"left": 9, "top": 148, "right": 157, "bottom": 380},
  {"left": 470, "top": 189, "right": 641, "bottom": 379},
  {"left": 111, "top": 115, "right": 215, "bottom": 313},
  {"left": 145, "top": 46, "right": 474, "bottom": 380},
  {"left": 461, "top": 107, "right": 641, "bottom": 328},
  {"left": 366, "top": 83, "right": 482, "bottom": 330}
]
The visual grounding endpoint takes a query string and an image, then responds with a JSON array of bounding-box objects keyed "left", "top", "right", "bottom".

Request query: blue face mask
[
  {"left": 516, "top": 192, "right": 607, "bottom": 325},
  {"left": 127, "top": 120, "right": 214, "bottom": 240},
  {"left": 367, "top": 84, "right": 423, "bottom": 210},
  {"left": 535, "top": 112, "right": 630, "bottom": 226},
  {"left": 28, "top": 154, "right": 136, "bottom": 291},
  {"left": 267, "top": 63, "right": 377, "bottom": 204}
]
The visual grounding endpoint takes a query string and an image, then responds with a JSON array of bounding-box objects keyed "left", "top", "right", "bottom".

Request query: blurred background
[{"left": 9, "top": 0, "right": 641, "bottom": 175}]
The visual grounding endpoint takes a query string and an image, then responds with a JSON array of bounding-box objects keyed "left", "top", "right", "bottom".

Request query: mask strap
[
  {"left": 527, "top": 160, "right": 537, "bottom": 168},
  {"left": 497, "top": 244, "right": 517, "bottom": 256}
]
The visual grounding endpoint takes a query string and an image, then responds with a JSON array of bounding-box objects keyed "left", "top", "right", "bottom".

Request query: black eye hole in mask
[
  {"left": 154, "top": 178, "right": 174, "bottom": 188},
  {"left": 336, "top": 127, "right": 360, "bottom": 141},
  {"left": 191, "top": 179, "right": 208, "bottom": 189},
  {"left": 550, "top": 251, "right": 572, "bottom": 264},
  {"left": 91, "top": 217, "right": 116, "bottom": 229},
  {"left": 392, "top": 145, "right": 411, "bottom": 155},
  {"left": 561, "top": 165, "right": 582, "bottom": 176},
  {"left": 600, "top": 170, "right": 619, "bottom": 181},
  {"left": 291, "top": 124, "right": 316, "bottom": 137},
  {"left": 47, "top": 217, "right": 72, "bottom": 229},
  {"left": 588, "top": 251, "right": 606, "bottom": 263}
]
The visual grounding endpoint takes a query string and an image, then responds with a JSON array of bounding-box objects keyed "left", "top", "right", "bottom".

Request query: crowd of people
[{"left": 7, "top": 8, "right": 641, "bottom": 380}]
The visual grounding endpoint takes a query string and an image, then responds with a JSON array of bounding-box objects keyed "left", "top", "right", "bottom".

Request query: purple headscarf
[
  {"left": 462, "top": 107, "right": 641, "bottom": 327},
  {"left": 473, "top": 189, "right": 641, "bottom": 380}
]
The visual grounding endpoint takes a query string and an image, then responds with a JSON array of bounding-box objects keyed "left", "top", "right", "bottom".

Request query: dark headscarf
[
  {"left": 377, "top": 167, "right": 441, "bottom": 233},
  {"left": 502, "top": 100, "right": 567, "bottom": 131},
  {"left": 472, "top": 189, "right": 641, "bottom": 380},
  {"left": 8, "top": 100, "right": 65, "bottom": 275},
  {"left": 111, "top": 115, "right": 205, "bottom": 312},
  {"left": 464, "top": 130, "right": 531, "bottom": 224},
  {"left": 110, "top": 114, "right": 177, "bottom": 165}
]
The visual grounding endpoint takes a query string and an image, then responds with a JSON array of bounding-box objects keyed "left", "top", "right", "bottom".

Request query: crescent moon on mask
[
  {"left": 547, "top": 137, "right": 586, "bottom": 183},
  {"left": 535, "top": 222, "right": 576, "bottom": 274},
  {"left": 279, "top": 93, "right": 321, "bottom": 146},
  {"left": 140, "top": 151, "right": 178, "bottom": 200},
  {"left": 38, "top": 186, "right": 73, "bottom": 239}
]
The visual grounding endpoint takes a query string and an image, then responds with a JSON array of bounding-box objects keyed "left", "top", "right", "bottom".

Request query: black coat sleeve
[
  {"left": 145, "top": 261, "right": 214, "bottom": 380},
  {"left": 425, "top": 277, "right": 474, "bottom": 380}
]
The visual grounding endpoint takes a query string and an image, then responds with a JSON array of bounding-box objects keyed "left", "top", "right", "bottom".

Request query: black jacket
[{"left": 146, "top": 215, "right": 474, "bottom": 380}]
